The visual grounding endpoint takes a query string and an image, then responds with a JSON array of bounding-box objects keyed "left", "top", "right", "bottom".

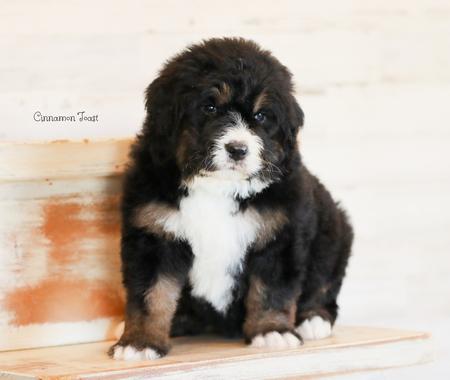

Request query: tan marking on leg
[
  {"left": 243, "top": 276, "right": 298, "bottom": 339},
  {"left": 143, "top": 275, "right": 181, "bottom": 348},
  {"left": 133, "top": 203, "right": 177, "bottom": 238},
  {"left": 112, "top": 275, "right": 181, "bottom": 355}
]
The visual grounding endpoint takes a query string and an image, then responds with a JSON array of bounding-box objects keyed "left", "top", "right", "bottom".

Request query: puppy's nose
[{"left": 225, "top": 141, "right": 248, "bottom": 161}]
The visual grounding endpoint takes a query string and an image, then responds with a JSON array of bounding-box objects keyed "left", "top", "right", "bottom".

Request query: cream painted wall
[{"left": 1, "top": 1, "right": 449, "bottom": 378}]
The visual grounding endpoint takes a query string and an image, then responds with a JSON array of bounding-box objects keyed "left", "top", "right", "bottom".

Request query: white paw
[
  {"left": 111, "top": 345, "right": 161, "bottom": 361},
  {"left": 250, "top": 331, "right": 302, "bottom": 349},
  {"left": 295, "top": 316, "right": 332, "bottom": 340}
]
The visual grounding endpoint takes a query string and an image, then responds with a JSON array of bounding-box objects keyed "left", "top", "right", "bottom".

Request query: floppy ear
[
  {"left": 283, "top": 96, "right": 304, "bottom": 145},
  {"left": 143, "top": 75, "right": 185, "bottom": 164},
  {"left": 290, "top": 97, "right": 304, "bottom": 132}
]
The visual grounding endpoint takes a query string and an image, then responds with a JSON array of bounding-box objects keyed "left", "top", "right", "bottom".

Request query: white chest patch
[{"left": 161, "top": 175, "right": 264, "bottom": 312}]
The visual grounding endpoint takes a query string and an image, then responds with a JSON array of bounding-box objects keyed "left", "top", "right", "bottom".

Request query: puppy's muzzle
[{"left": 225, "top": 141, "right": 248, "bottom": 161}]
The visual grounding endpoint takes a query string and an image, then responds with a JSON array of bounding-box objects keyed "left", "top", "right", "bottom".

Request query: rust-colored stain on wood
[
  {"left": 41, "top": 196, "right": 121, "bottom": 263},
  {"left": 4, "top": 278, "right": 124, "bottom": 326},
  {"left": 4, "top": 194, "right": 124, "bottom": 326}
]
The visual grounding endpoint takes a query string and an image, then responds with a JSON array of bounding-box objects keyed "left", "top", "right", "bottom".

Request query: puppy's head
[{"left": 144, "top": 38, "right": 304, "bottom": 193}]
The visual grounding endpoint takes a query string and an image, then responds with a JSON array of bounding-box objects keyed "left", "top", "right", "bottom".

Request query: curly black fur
[{"left": 111, "top": 38, "right": 353, "bottom": 358}]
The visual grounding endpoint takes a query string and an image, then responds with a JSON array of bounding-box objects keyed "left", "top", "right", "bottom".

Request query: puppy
[{"left": 110, "top": 38, "right": 353, "bottom": 361}]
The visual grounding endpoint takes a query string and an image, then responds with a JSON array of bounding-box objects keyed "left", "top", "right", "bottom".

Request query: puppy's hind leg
[
  {"left": 295, "top": 299, "right": 335, "bottom": 341},
  {"left": 295, "top": 208, "right": 353, "bottom": 341},
  {"left": 244, "top": 276, "right": 303, "bottom": 349},
  {"left": 295, "top": 268, "right": 347, "bottom": 340}
]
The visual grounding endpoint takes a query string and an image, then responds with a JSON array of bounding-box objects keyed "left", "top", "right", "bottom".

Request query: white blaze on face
[{"left": 212, "top": 112, "right": 263, "bottom": 177}]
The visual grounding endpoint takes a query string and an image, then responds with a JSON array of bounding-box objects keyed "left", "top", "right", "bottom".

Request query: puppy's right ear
[{"left": 143, "top": 75, "right": 184, "bottom": 164}]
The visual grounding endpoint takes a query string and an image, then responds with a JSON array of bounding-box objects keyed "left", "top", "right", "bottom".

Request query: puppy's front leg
[
  {"left": 243, "top": 276, "right": 302, "bottom": 349},
  {"left": 109, "top": 275, "right": 182, "bottom": 360}
]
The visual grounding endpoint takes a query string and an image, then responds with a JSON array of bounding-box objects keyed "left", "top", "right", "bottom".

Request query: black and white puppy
[{"left": 110, "top": 38, "right": 353, "bottom": 361}]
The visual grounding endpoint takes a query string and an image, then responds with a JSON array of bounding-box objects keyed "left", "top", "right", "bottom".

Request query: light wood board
[
  {"left": 0, "top": 139, "right": 132, "bottom": 182},
  {"left": 0, "top": 139, "right": 131, "bottom": 351},
  {"left": 0, "top": 326, "right": 432, "bottom": 379}
]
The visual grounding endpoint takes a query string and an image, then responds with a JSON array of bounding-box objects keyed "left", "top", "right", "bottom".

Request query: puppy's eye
[
  {"left": 254, "top": 111, "right": 266, "bottom": 124},
  {"left": 202, "top": 104, "right": 217, "bottom": 114}
]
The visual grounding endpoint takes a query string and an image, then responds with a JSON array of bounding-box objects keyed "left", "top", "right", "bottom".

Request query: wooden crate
[{"left": 0, "top": 139, "right": 132, "bottom": 351}]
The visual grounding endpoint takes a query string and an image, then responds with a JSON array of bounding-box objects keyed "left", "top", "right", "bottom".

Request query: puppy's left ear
[{"left": 287, "top": 97, "right": 304, "bottom": 142}]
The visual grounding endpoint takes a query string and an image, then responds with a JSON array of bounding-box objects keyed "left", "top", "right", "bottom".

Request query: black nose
[{"left": 225, "top": 141, "right": 248, "bottom": 161}]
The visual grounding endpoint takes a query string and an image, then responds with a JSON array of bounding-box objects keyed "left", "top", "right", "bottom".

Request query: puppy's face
[
  {"left": 145, "top": 39, "right": 304, "bottom": 189},
  {"left": 178, "top": 83, "right": 291, "bottom": 183}
]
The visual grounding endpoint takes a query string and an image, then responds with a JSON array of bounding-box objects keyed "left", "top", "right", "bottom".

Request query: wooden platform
[{"left": 0, "top": 326, "right": 432, "bottom": 379}]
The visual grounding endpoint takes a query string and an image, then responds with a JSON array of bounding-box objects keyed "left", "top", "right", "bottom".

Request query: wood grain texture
[
  {"left": 0, "top": 326, "right": 432, "bottom": 380},
  {"left": 0, "top": 140, "right": 130, "bottom": 351},
  {"left": 0, "top": 139, "right": 132, "bottom": 181},
  {"left": 1, "top": 1, "right": 449, "bottom": 141}
]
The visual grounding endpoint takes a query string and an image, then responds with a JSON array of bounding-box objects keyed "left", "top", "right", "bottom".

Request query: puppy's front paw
[
  {"left": 295, "top": 315, "right": 332, "bottom": 340},
  {"left": 109, "top": 344, "right": 162, "bottom": 361},
  {"left": 250, "top": 331, "right": 303, "bottom": 349}
]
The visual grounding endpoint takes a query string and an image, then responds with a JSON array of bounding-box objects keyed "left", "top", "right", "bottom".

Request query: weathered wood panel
[{"left": 0, "top": 140, "right": 129, "bottom": 351}]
